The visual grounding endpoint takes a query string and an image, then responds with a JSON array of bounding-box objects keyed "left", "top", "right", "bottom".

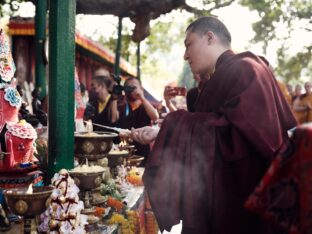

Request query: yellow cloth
[
  {"left": 277, "top": 81, "right": 291, "bottom": 105},
  {"left": 98, "top": 94, "right": 111, "bottom": 113}
]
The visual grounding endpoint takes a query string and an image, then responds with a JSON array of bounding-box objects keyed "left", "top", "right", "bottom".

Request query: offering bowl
[
  {"left": 74, "top": 131, "right": 118, "bottom": 161},
  {"left": 69, "top": 170, "right": 105, "bottom": 191},
  {"left": 106, "top": 151, "right": 129, "bottom": 167},
  {"left": 3, "top": 185, "right": 54, "bottom": 218}
]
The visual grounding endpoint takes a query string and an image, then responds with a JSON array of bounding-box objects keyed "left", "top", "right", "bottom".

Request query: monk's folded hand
[{"left": 131, "top": 126, "right": 159, "bottom": 145}]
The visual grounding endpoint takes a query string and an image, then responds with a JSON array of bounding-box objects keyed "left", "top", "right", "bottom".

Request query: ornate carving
[
  {"left": 82, "top": 141, "right": 94, "bottom": 154},
  {"left": 94, "top": 176, "right": 102, "bottom": 187},
  {"left": 15, "top": 200, "right": 28, "bottom": 215},
  {"left": 100, "top": 141, "right": 108, "bottom": 152}
]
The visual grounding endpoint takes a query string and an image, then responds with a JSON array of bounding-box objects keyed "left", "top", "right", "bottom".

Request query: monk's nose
[{"left": 183, "top": 50, "right": 188, "bottom": 61}]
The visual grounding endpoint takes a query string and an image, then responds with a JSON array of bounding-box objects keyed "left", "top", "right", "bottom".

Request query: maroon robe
[{"left": 143, "top": 50, "right": 297, "bottom": 234}]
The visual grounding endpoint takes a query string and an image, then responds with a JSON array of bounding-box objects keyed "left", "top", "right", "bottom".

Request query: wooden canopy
[
  {"left": 76, "top": 0, "right": 196, "bottom": 42},
  {"left": 76, "top": 0, "right": 185, "bottom": 16}
]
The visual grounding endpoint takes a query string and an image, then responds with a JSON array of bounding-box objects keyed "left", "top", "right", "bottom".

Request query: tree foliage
[
  {"left": 276, "top": 45, "right": 312, "bottom": 83},
  {"left": 0, "top": 0, "right": 25, "bottom": 17},
  {"left": 239, "top": 0, "right": 312, "bottom": 82}
]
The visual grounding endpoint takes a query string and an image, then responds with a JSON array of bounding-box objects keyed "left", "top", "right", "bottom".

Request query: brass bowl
[
  {"left": 69, "top": 170, "right": 105, "bottom": 191},
  {"left": 106, "top": 151, "right": 129, "bottom": 167},
  {"left": 3, "top": 186, "right": 54, "bottom": 218},
  {"left": 127, "top": 155, "right": 145, "bottom": 167},
  {"left": 119, "top": 145, "right": 135, "bottom": 151},
  {"left": 74, "top": 131, "right": 118, "bottom": 161}
]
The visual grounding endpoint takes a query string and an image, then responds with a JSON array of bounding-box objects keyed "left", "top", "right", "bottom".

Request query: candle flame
[
  {"left": 119, "top": 140, "right": 127, "bottom": 147},
  {"left": 26, "top": 183, "right": 33, "bottom": 194}
]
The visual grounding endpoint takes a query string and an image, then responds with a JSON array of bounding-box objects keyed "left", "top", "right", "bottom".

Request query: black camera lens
[{"left": 124, "top": 85, "right": 136, "bottom": 93}]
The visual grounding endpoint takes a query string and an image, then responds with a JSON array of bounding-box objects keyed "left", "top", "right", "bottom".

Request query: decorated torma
[{"left": 0, "top": 29, "right": 38, "bottom": 171}]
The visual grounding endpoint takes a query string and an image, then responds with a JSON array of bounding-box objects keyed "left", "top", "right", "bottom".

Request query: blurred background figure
[
  {"left": 186, "top": 73, "right": 209, "bottom": 112},
  {"left": 163, "top": 86, "right": 179, "bottom": 112},
  {"left": 277, "top": 81, "right": 292, "bottom": 105},
  {"left": 83, "top": 75, "right": 118, "bottom": 131},
  {"left": 117, "top": 77, "right": 158, "bottom": 165},
  {"left": 164, "top": 73, "right": 209, "bottom": 113},
  {"left": 292, "top": 84, "right": 302, "bottom": 103},
  {"left": 31, "top": 88, "right": 47, "bottom": 126},
  {"left": 292, "top": 82, "right": 312, "bottom": 124},
  {"left": 80, "top": 83, "right": 89, "bottom": 107},
  {"left": 16, "top": 85, "right": 40, "bottom": 127},
  {"left": 286, "top": 83, "right": 293, "bottom": 97}
]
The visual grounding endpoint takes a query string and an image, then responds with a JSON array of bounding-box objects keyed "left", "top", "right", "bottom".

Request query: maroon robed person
[{"left": 130, "top": 17, "right": 297, "bottom": 234}]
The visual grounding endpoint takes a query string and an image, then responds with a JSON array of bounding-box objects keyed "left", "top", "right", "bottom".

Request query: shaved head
[{"left": 186, "top": 16, "right": 231, "bottom": 48}]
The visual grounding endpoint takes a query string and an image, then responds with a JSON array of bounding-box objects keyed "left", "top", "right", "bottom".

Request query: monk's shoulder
[
  {"left": 231, "top": 51, "right": 260, "bottom": 70},
  {"left": 221, "top": 52, "right": 261, "bottom": 84}
]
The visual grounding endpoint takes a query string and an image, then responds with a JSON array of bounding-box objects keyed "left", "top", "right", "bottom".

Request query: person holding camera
[
  {"left": 164, "top": 74, "right": 209, "bottom": 113},
  {"left": 117, "top": 77, "right": 158, "bottom": 163},
  {"left": 83, "top": 76, "right": 118, "bottom": 131}
]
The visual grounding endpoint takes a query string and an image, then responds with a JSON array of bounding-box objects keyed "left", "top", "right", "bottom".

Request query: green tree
[
  {"left": 276, "top": 45, "right": 312, "bottom": 83},
  {"left": 240, "top": 0, "right": 312, "bottom": 82}
]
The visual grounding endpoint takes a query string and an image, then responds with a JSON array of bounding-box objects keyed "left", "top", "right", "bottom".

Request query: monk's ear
[{"left": 206, "top": 31, "right": 215, "bottom": 45}]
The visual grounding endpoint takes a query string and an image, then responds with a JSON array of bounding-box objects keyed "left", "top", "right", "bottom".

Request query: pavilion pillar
[
  {"left": 136, "top": 42, "right": 141, "bottom": 80},
  {"left": 113, "top": 16, "right": 123, "bottom": 81},
  {"left": 48, "top": 0, "right": 76, "bottom": 178},
  {"left": 34, "top": 0, "right": 47, "bottom": 99}
]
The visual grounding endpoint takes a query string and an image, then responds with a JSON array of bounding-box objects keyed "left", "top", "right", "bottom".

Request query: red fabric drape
[{"left": 245, "top": 124, "right": 312, "bottom": 234}]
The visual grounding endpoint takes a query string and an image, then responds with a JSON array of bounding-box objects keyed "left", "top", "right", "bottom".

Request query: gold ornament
[
  {"left": 59, "top": 195, "right": 66, "bottom": 203},
  {"left": 49, "top": 220, "right": 58, "bottom": 229},
  {"left": 100, "top": 141, "right": 108, "bottom": 152},
  {"left": 15, "top": 200, "right": 28, "bottom": 215},
  {"left": 82, "top": 141, "right": 94, "bottom": 154},
  {"left": 94, "top": 176, "right": 102, "bottom": 187}
]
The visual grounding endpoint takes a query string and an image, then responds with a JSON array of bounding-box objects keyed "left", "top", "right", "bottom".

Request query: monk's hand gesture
[{"left": 131, "top": 126, "right": 159, "bottom": 145}]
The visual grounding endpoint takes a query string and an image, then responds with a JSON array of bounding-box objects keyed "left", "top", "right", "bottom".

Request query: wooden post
[
  {"left": 136, "top": 42, "right": 141, "bottom": 80},
  {"left": 48, "top": 0, "right": 76, "bottom": 177},
  {"left": 34, "top": 0, "right": 47, "bottom": 99},
  {"left": 113, "top": 17, "right": 123, "bottom": 79}
]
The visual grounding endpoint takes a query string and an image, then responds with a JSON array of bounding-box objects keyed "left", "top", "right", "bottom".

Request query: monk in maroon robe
[{"left": 130, "top": 17, "right": 297, "bottom": 234}]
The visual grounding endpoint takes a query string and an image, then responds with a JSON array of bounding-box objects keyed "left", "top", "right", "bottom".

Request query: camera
[
  {"left": 124, "top": 85, "right": 137, "bottom": 93},
  {"left": 171, "top": 87, "right": 186, "bottom": 96},
  {"left": 111, "top": 74, "right": 137, "bottom": 97}
]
